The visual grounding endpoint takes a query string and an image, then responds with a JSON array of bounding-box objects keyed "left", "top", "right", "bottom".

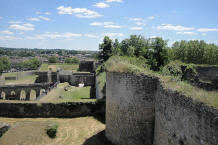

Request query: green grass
[
  {"left": 105, "top": 56, "right": 218, "bottom": 108},
  {"left": 39, "top": 83, "right": 95, "bottom": 103},
  {"left": 39, "top": 63, "right": 79, "bottom": 72}
]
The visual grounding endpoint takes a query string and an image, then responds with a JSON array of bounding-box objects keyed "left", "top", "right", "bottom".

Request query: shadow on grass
[{"left": 82, "top": 130, "right": 114, "bottom": 145}]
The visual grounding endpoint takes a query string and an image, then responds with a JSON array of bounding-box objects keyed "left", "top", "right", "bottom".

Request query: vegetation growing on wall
[{"left": 105, "top": 56, "right": 218, "bottom": 108}]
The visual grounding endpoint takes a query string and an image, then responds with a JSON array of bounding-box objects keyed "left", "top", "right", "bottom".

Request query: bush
[
  {"left": 161, "top": 61, "right": 183, "bottom": 80},
  {"left": 65, "top": 57, "right": 79, "bottom": 64},
  {"left": 48, "top": 56, "right": 59, "bottom": 63},
  {"left": 45, "top": 123, "right": 58, "bottom": 138}
]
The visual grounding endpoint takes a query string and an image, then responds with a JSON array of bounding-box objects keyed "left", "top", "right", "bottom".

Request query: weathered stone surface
[
  {"left": 79, "top": 61, "right": 95, "bottom": 72},
  {"left": 0, "top": 123, "right": 10, "bottom": 137},
  {"left": 106, "top": 72, "right": 157, "bottom": 145},
  {"left": 0, "top": 83, "right": 50, "bottom": 100},
  {"left": 154, "top": 83, "right": 218, "bottom": 145},
  {"left": 106, "top": 72, "right": 218, "bottom": 145},
  {"left": 0, "top": 101, "right": 105, "bottom": 118}
]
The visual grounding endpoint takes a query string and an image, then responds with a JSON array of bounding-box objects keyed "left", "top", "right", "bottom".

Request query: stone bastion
[{"left": 106, "top": 72, "right": 218, "bottom": 145}]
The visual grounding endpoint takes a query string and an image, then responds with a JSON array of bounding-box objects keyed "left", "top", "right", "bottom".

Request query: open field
[
  {"left": 39, "top": 63, "right": 79, "bottom": 72},
  {"left": 0, "top": 117, "right": 112, "bottom": 145}
]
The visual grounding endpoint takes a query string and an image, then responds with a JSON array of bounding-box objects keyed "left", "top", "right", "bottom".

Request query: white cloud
[
  {"left": 129, "top": 17, "right": 144, "bottom": 21},
  {"left": 177, "top": 31, "right": 198, "bottom": 35},
  {"left": 202, "top": 33, "right": 207, "bottom": 36},
  {"left": 9, "top": 23, "right": 35, "bottom": 31},
  {"left": 84, "top": 34, "right": 98, "bottom": 38},
  {"left": 18, "top": 32, "right": 24, "bottom": 35},
  {"left": 57, "top": 6, "right": 102, "bottom": 18},
  {"left": 106, "top": 0, "right": 123, "bottom": 3},
  {"left": 38, "top": 16, "right": 50, "bottom": 21},
  {"left": 157, "top": 24, "right": 195, "bottom": 31},
  {"left": 27, "top": 17, "right": 40, "bottom": 22},
  {"left": 36, "top": 11, "right": 51, "bottom": 15},
  {"left": 150, "top": 36, "right": 157, "bottom": 38},
  {"left": 90, "top": 22, "right": 102, "bottom": 26},
  {"left": 94, "top": 2, "right": 109, "bottom": 8},
  {"left": 45, "top": 12, "right": 51, "bottom": 15},
  {"left": 197, "top": 28, "right": 218, "bottom": 32},
  {"left": 148, "top": 16, "right": 155, "bottom": 20},
  {"left": 8, "top": 21, "right": 23, "bottom": 24},
  {"left": 101, "top": 33, "right": 123, "bottom": 37},
  {"left": 130, "top": 27, "right": 143, "bottom": 30},
  {"left": 0, "top": 30, "right": 14, "bottom": 35},
  {"left": 90, "top": 22, "right": 121, "bottom": 29},
  {"left": 0, "top": 35, "right": 22, "bottom": 41},
  {"left": 27, "top": 32, "right": 82, "bottom": 40},
  {"left": 135, "top": 22, "right": 146, "bottom": 26},
  {"left": 104, "top": 24, "right": 121, "bottom": 29}
]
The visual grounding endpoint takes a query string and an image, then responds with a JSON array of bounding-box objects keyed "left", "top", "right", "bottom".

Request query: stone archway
[
  {"left": 40, "top": 89, "right": 46, "bottom": 95},
  {"left": 0, "top": 91, "right": 6, "bottom": 99},
  {"left": 30, "top": 89, "right": 36, "bottom": 100},
  {"left": 20, "top": 90, "right": 26, "bottom": 100}
]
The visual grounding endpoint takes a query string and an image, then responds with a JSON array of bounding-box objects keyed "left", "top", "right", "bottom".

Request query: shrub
[
  {"left": 161, "top": 61, "right": 183, "bottom": 80},
  {"left": 65, "top": 57, "right": 80, "bottom": 64},
  {"left": 48, "top": 56, "right": 59, "bottom": 63},
  {"left": 45, "top": 123, "right": 58, "bottom": 138}
]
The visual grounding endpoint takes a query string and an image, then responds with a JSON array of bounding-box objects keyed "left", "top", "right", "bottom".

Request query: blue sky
[{"left": 0, "top": 0, "right": 218, "bottom": 50}]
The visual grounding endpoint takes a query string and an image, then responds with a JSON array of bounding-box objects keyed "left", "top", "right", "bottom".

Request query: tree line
[{"left": 98, "top": 35, "right": 218, "bottom": 71}]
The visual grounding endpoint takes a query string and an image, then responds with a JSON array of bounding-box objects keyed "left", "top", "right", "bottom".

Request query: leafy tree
[
  {"left": 48, "top": 56, "right": 59, "bottom": 63},
  {"left": 112, "top": 39, "right": 121, "bottom": 55},
  {"left": 120, "top": 39, "right": 130, "bottom": 56},
  {"left": 16, "top": 58, "right": 41, "bottom": 70},
  {"left": 126, "top": 46, "right": 135, "bottom": 57},
  {"left": 172, "top": 40, "right": 218, "bottom": 65},
  {"left": 98, "top": 36, "right": 113, "bottom": 62},
  {"left": 0, "top": 57, "right": 11, "bottom": 73},
  {"left": 65, "top": 57, "right": 80, "bottom": 64},
  {"left": 149, "top": 37, "right": 169, "bottom": 70}
]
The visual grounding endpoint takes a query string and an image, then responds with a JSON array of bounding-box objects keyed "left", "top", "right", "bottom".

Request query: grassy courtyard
[
  {"left": 39, "top": 63, "right": 79, "bottom": 72},
  {"left": 0, "top": 117, "right": 112, "bottom": 145},
  {"left": 39, "top": 83, "right": 95, "bottom": 103}
]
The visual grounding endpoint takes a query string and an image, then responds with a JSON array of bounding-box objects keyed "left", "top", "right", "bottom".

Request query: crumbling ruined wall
[
  {"left": 154, "top": 83, "right": 218, "bottom": 145},
  {"left": 0, "top": 101, "right": 105, "bottom": 118},
  {"left": 196, "top": 66, "right": 218, "bottom": 83},
  {"left": 106, "top": 72, "right": 157, "bottom": 145},
  {"left": 106, "top": 72, "right": 218, "bottom": 145},
  {"left": 96, "top": 77, "right": 105, "bottom": 99},
  {"left": 79, "top": 61, "right": 95, "bottom": 72}
]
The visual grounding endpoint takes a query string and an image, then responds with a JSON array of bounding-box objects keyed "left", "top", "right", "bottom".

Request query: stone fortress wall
[{"left": 106, "top": 72, "right": 218, "bottom": 145}]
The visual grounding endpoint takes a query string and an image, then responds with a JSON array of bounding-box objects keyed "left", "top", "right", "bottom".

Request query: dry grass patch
[{"left": 0, "top": 117, "right": 107, "bottom": 145}]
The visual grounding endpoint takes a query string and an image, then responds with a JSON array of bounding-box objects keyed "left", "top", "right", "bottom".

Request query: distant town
[{"left": 0, "top": 47, "right": 97, "bottom": 72}]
